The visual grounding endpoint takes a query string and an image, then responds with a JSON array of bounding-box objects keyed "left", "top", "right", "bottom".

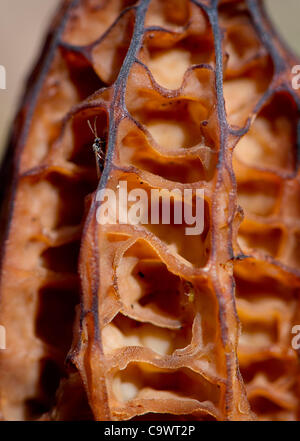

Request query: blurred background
[{"left": 0, "top": 0, "right": 299, "bottom": 161}]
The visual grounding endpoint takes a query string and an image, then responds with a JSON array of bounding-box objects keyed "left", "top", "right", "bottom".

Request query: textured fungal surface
[{"left": 0, "top": 0, "right": 300, "bottom": 421}]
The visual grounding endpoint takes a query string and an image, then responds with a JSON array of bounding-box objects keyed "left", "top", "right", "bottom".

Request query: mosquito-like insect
[{"left": 88, "top": 117, "right": 107, "bottom": 178}]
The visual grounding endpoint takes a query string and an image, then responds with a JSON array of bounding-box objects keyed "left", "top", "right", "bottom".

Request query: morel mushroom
[{"left": 0, "top": 0, "right": 300, "bottom": 421}]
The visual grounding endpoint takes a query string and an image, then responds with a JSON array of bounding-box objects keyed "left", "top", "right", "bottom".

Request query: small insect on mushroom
[
  {"left": 87, "top": 117, "right": 107, "bottom": 178},
  {"left": 184, "top": 281, "right": 195, "bottom": 303}
]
